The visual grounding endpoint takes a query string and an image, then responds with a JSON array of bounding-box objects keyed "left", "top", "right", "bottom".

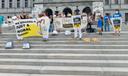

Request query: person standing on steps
[
  {"left": 104, "top": 13, "right": 111, "bottom": 32},
  {"left": 97, "top": 15, "right": 103, "bottom": 35},
  {"left": 38, "top": 11, "right": 50, "bottom": 41},
  {"left": 72, "top": 14, "right": 82, "bottom": 40},
  {"left": 112, "top": 9, "right": 122, "bottom": 36}
]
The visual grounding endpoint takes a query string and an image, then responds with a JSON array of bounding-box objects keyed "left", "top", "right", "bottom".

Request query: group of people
[
  {"left": 0, "top": 9, "right": 123, "bottom": 41},
  {"left": 97, "top": 9, "right": 122, "bottom": 36}
]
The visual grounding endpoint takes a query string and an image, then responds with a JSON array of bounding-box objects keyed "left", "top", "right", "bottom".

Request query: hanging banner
[
  {"left": 111, "top": 17, "right": 122, "bottom": 31},
  {"left": 14, "top": 19, "right": 42, "bottom": 39},
  {"left": 63, "top": 17, "right": 73, "bottom": 28},
  {"left": 53, "top": 18, "right": 63, "bottom": 29},
  {"left": 72, "top": 15, "right": 81, "bottom": 28},
  {"left": 54, "top": 16, "right": 87, "bottom": 29}
]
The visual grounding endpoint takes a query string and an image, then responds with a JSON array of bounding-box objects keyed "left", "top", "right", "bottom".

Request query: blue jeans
[
  {"left": 104, "top": 22, "right": 110, "bottom": 32},
  {"left": 49, "top": 24, "right": 54, "bottom": 32}
]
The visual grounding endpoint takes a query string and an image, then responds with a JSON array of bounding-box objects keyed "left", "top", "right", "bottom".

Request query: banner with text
[
  {"left": 111, "top": 17, "right": 122, "bottom": 31},
  {"left": 14, "top": 19, "right": 42, "bottom": 39},
  {"left": 63, "top": 17, "right": 73, "bottom": 28},
  {"left": 72, "top": 15, "right": 81, "bottom": 28}
]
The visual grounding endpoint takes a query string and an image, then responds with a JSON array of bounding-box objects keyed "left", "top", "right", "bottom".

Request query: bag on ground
[{"left": 5, "top": 41, "right": 13, "bottom": 49}]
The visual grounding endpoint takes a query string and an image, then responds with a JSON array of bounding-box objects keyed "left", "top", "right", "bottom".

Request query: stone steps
[{"left": 0, "top": 32, "right": 128, "bottom": 76}]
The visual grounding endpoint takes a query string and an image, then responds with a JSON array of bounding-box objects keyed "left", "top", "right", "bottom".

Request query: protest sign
[
  {"left": 93, "top": 2, "right": 103, "bottom": 21},
  {"left": 81, "top": 15, "right": 88, "bottom": 28},
  {"left": 72, "top": 15, "right": 81, "bottom": 28},
  {"left": 54, "top": 18, "right": 63, "bottom": 29},
  {"left": 63, "top": 17, "right": 73, "bottom": 28},
  {"left": 111, "top": 17, "right": 122, "bottom": 31},
  {"left": 14, "top": 19, "right": 42, "bottom": 39}
]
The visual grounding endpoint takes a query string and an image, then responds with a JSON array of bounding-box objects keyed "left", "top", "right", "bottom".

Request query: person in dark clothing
[{"left": 86, "top": 14, "right": 95, "bottom": 33}]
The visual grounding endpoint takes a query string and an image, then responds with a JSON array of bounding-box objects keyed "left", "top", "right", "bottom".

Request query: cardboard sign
[
  {"left": 111, "top": 17, "right": 122, "bottom": 31},
  {"left": 53, "top": 18, "right": 63, "bottom": 29},
  {"left": 63, "top": 18, "right": 73, "bottom": 28},
  {"left": 14, "top": 19, "right": 42, "bottom": 39},
  {"left": 113, "top": 19, "right": 121, "bottom": 25},
  {"left": 72, "top": 15, "right": 81, "bottom": 28},
  {"left": 81, "top": 15, "right": 88, "bottom": 28},
  {"left": 93, "top": 2, "right": 103, "bottom": 21}
]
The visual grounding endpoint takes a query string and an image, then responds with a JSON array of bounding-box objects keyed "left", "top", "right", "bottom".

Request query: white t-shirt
[{"left": 38, "top": 16, "right": 50, "bottom": 27}]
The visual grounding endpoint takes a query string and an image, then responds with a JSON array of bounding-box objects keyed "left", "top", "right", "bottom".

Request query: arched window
[
  {"left": 63, "top": 7, "right": 72, "bottom": 17},
  {"left": 82, "top": 7, "right": 92, "bottom": 15}
]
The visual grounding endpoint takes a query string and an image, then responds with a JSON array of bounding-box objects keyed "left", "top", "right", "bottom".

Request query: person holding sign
[
  {"left": 112, "top": 9, "right": 122, "bottom": 36},
  {"left": 72, "top": 15, "right": 82, "bottom": 39},
  {"left": 38, "top": 12, "right": 50, "bottom": 41}
]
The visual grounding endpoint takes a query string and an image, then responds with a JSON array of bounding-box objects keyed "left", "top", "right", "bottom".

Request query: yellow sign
[
  {"left": 14, "top": 19, "right": 42, "bottom": 39},
  {"left": 73, "top": 24, "right": 81, "bottom": 28},
  {"left": 21, "top": 23, "right": 42, "bottom": 38}
]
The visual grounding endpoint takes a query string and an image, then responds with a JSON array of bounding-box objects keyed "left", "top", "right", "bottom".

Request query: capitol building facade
[{"left": 33, "top": 0, "right": 103, "bottom": 16}]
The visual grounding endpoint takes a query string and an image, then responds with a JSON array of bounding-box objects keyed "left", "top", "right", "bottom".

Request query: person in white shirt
[{"left": 38, "top": 12, "right": 50, "bottom": 41}]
